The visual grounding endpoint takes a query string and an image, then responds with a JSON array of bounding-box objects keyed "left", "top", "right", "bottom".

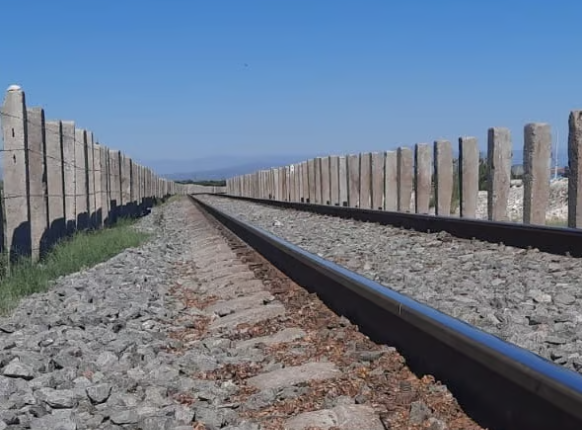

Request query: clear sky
[{"left": 2, "top": 0, "right": 580, "bottom": 167}]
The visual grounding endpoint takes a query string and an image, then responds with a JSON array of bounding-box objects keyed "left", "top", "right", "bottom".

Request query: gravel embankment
[
  {"left": 0, "top": 200, "right": 204, "bottom": 429},
  {"left": 198, "top": 195, "right": 582, "bottom": 373}
]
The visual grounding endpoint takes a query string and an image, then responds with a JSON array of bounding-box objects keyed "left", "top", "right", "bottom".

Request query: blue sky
[{"left": 2, "top": 0, "right": 580, "bottom": 170}]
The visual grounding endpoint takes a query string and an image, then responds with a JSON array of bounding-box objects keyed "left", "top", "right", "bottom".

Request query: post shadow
[{"left": 10, "top": 221, "right": 31, "bottom": 264}]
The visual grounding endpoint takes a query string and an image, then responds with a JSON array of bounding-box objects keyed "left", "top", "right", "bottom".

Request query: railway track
[
  {"left": 190, "top": 194, "right": 582, "bottom": 430},
  {"left": 180, "top": 199, "right": 481, "bottom": 430}
]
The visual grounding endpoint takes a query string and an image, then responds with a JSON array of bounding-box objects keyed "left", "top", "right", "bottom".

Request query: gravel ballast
[
  {"left": 0, "top": 197, "right": 483, "bottom": 430},
  {"left": 198, "top": 195, "right": 582, "bottom": 373}
]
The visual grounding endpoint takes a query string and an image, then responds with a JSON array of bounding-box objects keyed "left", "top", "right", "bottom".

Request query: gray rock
[
  {"left": 409, "top": 401, "right": 432, "bottom": 424},
  {"left": 86, "top": 384, "right": 112, "bottom": 404},
  {"left": 428, "top": 417, "right": 448, "bottom": 430},
  {"left": 3, "top": 359, "right": 35, "bottom": 380},
  {"left": 221, "top": 422, "right": 260, "bottom": 430},
  {"left": 194, "top": 406, "right": 238, "bottom": 430},
  {"left": 36, "top": 388, "right": 77, "bottom": 409},
  {"left": 30, "top": 410, "right": 76, "bottom": 430},
  {"left": 95, "top": 351, "right": 118, "bottom": 370},
  {"left": 139, "top": 416, "right": 173, "bottom": 430},
  {"left": 555, "top": 293, "right": 576, "bottom": 305},
  {"left": 109, "top": 408, "right": 139, "bottom": 424},
  {"left": 243, "top": 389, "right": 277, "bottom": 410},
  {"left": 174, "top": 404, "right": 195, "bottom": 424}
]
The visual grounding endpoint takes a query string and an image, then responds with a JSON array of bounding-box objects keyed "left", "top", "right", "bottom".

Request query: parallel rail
[
  {"left": 191, "top": 194, "right": 582, "bottom": 430},
  {"left": 206, "top": 194, "right": 582, "bottom": 257}
]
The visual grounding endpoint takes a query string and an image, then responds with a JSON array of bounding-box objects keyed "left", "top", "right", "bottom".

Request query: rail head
[{"left": 191, "top": 194, "right": 582, "bottom": 429}]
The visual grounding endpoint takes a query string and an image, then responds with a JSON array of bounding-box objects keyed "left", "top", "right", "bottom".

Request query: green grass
[{"left": 0, "top": 218, "right": 150, "bottom": 314}]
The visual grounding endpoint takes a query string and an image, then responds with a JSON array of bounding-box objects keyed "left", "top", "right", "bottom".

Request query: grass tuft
[{"left": 0, "top": 218, "right": 150, "bottom": 314}]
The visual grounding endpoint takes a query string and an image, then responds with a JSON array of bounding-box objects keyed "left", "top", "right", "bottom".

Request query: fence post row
[
  {"left": 226, "top": 116, "right": 582, "bottom": 229},
  {"left": 0, "top": 85, "right": 220, "bottom": 263}
]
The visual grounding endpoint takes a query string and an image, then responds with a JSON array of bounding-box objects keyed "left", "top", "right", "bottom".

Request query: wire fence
[
  {"left": 227, "top": 120, "right": 579, "bottom": 227},
  {"left": 0, "top": 87, "right": 214, "bottom": 264}
]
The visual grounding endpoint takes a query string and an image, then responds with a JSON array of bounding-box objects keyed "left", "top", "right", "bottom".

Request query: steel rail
[
  {"left": 191, "top": 194, "right": 582, "bottom": 430},
  {"left": 204, "top": 194, "right": 582, "bottom": 257}
]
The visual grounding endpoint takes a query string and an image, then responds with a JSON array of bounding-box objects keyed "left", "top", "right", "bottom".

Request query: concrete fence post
[
  {"left": 568, "top": 111, "right": 582, "bottom": 228},
  {"left": 45, "top": 120, "right": 66, "bottom": 243},
  {"left": 137, "top": 164, "right": 143, "bottom": 209},
  {"left": 145, "top": 166, "right": 149, "bottom": 205},
  {"left": 459, "top": 137, "right": 479, "bottom": 218},
  {"left": 148, "top": 169, "right": 153, "bottom": 203},
  {"left": 487, "top": 127, "right": 512, "bottom": 221},
  {"left": 147, "top": 166, "right": 151, "bottom": 203},
  {"left": 100, "top": 145, "right": 110, "bottom": 225},
  {"left": 258, "top": 171, "right": 265, "bottom": 199},
  {"left": 26, "top": 107, "right": 49, "bottom": 260},
  {"left": 301, "top": 161, "right": 309, "bottom": 203},
  {"left": 314, "top": 158, "right": 322, "bottom": 204},
  {"left": 278, "top": 167, "right": 285, "bottom": 201},
  {"left": 108, "top": 150, "right": 121, "bottom": 223},
  {"left": 359, "top": 153, "right": 372, "bottom": 209},
  {"left": 523, "top": 123, "right": 551, "bottom": 225},
  {"left": 148, "top": 170, "right": 157, "bottom": 205},
  {"left": 1, "top": 86, "right": 30, "bottom": 260},
  {"left": 289, "top": 166, "right": 295, "bottom": 201},
  {"left": 414, "top": 143, "right": 432, "bottom": 214},
  {"left": 118, "top": 153, "right": 126, "bottom": 211},
  {"left": 141, "top": 164, "right": 146, "bottom": 209},
  {"left": 307, "top": 159, "right": 316, "bottom": 203},
  {"left": 347, "top": 154, "right": 360, "bottom": 208},
  {"left": 338, "top": 156, "right": 348, "bottom": 207},
  {"left": 266, "top": 170, "right": 271, "bottom": 199},
  {"left": 434, "top": 140, "right": 453, "bottom": 216},
  {"left": 86, "top": 131, "right": 96, "bottom": 227},
  {"left": 296, "top": 163, "right": 302, "bottom": 202},
  {"left": 74, "top": 128, "right": 89, "bottom": 230},
  {"left": 129, "top": 160, "right": 136, "bottom": 215},
  {"left": 61, "top": 121, "right": 76, "bottom": 233},
  {"left": 329, "top": 156, "right": 340, "bottom": 206},
  {"left": 93, "top": 142, "right": 103, "bottom": 226},
  {"left": 371, "top": 152, "right": 384, "bottom": 210},
  {"left": 284, "top": 167, "right": 291, "bottom": 200},
  {"left": 385, "top": 151, "right": 397, "bottom": 211},
  {"left": 121, "top": 154, "right": 132, "bottom": 217},
  {"left": 294, "top": 164, "right": 301, "bottom": 202},
  {"left": 284, "top": 168, "right": 292, "bottom": 201},
  {"left": 284, "top": 167, "right": 290, "bottom": 201},
  {"left": 320, "top": 156, "right": 331, "bottom": 205},
  {"left": 272, "top": 169, "right": 279, "bottom": 200},
  {"left": 397, "top": 147, "right": 413, "bottom": 212}
]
